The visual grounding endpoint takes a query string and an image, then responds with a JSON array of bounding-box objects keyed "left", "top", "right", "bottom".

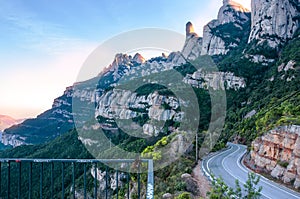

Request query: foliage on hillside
[{"left": 217, "top": 36, "right": 300, "bottom": 146}]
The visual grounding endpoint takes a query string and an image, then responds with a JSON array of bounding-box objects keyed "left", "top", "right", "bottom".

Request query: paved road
[{"left": 202, "top": 143, "right": 300, "bottom": 199}]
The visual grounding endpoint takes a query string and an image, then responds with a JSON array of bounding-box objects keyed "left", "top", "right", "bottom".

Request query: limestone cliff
[
  {"left": 183, "top": 69, "right": 245, "bottom": 90},
  {"left": 95, "top": 89, "right": 183, "bottom": 136},
  {"left": 181, "top": 22, "right": 203, "bottom": 60},
  {"left": 249, "top": 125, "right": 300, "bottom": 189},
  {"left": 201, "top": 0, "right": 251, "bottom": 55},
  {"left": 248, "top": 0, "right": 300, "bottom": 49}
]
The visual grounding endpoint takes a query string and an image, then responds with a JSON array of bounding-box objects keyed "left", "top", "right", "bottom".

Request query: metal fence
[{"left": 0, "top": 159, "right": 154, "bottom": 199}]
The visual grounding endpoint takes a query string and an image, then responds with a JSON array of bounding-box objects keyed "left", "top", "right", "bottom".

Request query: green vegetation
[
  {"left": 208, "top": 173, "right": 262, "bottom": 199},
  {"left": 277, "top": 160, "right": 289, "bottom": 168},
  {"left": 175, "top": 192, "right": 192, "bottom": 199},
  {"left": 142, "top": 136, "right": 169, "bottom": 160},
  {"left": 216, "top": 36, "right": 300, "bottom": 146},
  {"left": 135, "top": 83, "right": 169, "bottom": 96}
]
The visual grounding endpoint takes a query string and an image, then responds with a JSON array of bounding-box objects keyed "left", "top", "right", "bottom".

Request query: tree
[
  {"left": 244, "top": 173, "right": 262, "bottom": 199},
  {"left": 208, "top": 173, "right": 262, "bottom": 199}
]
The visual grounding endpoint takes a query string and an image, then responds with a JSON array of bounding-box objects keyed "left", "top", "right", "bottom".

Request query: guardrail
[{"left": 0, "top": 159, "right": 154, "bottom": 199}]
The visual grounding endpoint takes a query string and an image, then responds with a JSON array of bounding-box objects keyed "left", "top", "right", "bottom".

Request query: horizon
[{"left": 0, "top": 0, "right": 251, "bottom": 119}]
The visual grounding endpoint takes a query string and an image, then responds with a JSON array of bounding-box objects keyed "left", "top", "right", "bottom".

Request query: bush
[
  {"left": 175, "top": 192, "right": 192, "bottom": 199},
  {"left": 277, "top": 160, "right": 289, "bottom": 168},
  {"left": 208, "top": 173, "right": 262, "bottom": 199}
]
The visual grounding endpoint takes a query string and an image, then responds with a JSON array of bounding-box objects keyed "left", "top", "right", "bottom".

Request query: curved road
[{"left": 202, "top": 143, "right": 300, "bottom": 199}]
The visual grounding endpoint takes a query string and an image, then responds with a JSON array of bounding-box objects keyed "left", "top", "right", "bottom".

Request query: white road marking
[
  {"left": 232, "top": 144, "right": 300, "bottom": 199},
  {"left": 203, "top": 143, "right": 300, "bottom": 199}
]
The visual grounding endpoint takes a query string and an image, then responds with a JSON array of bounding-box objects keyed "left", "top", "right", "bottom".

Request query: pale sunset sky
[{"left": 0, "top": 0, "right": 251, "bottom": 119}]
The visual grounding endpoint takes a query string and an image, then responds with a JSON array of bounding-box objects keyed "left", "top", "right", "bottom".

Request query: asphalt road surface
[{"left": 202, "top": 143, "right": 300, "bottom": 199}]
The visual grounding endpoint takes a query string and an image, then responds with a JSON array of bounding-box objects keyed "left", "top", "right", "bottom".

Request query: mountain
[
  {"left": 2, "top": 53, "right": 144, "bottom": 147},
  {"left": 182, "top": 0, "right": 251, "bottom": 60},
  {"left": 0, "top": 115, "right": 23, "bottom": 131},
  {"left": 1, "top": 0, "right": 300, "bottom": 197},
  {"left": 245, "top": 0, "right": 300, "bottom": 63},
  {"left": 248, "top": 0, "right": 299, "bottom": 49}
]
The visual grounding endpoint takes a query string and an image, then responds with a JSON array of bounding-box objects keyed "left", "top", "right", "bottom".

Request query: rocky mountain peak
[
  {"left": 181, "top": 22, "right": 202, "bottom": 60},
  {"left": 132, "top": 53, "right": 145, "bottom": 64},
  {"left": 248, "top": 0, "right": 300, "bottom": 49},
  {"left": 201, "top": 0, "right": 251, "bottom": 55},
  {"left": 218, "top": 0, "right": 250, "bottom": 24},
  {"left": 110, "top": 53, "right": 131, "bottom": 70},
  {"left": 186, "top": 21, "right": 198, "bottom": 37}
]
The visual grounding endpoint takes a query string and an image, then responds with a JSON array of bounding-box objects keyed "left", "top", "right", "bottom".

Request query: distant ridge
[{"left": 0, "top": 115, "right": 23, "bottom": 131}]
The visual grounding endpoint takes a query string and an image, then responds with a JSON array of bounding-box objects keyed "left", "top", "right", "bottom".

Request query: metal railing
[{"left": 0, "top": 159, "right": 154, "bottom": 199}]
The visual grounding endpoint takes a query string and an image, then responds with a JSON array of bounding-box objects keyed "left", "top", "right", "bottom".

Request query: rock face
[
  {"left": 183, "top": 69, "right": 246, "bottom": 90},
  {"left": 181, "top": 1, "right": 251, "bottom": 59},
  {"left": 95, "top": 89, "right": 183, "bottom": 136},
  {"left": 181, "top": 173, "right": 201, "bottom": 196},
  {"left": 250, "top": 125, "right": 300, "bottom": 188},
  {"left": 248, "top": 0, "right": 300, "bottom": 48},
  {"left": 201, "top": 0, "right": 251, "bottom": 55},
  {"left": 181, "top": 22, "right": 203, "bottom": 60},
  {"left": 90, "top": 166, "right": 125, "bottom": 198}
]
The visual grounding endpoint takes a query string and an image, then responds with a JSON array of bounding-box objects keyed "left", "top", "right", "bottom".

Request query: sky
[{"left": 0, "top": 0, "right": 251, "bottom": 119}]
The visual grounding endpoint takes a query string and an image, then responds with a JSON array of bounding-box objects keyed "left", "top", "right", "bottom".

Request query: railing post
[
  {"left": 94, "top": 163, "right": 97, "bottom": 199},
  {"left": 61, "top": 162, "right": 64, "bottom": 199},
  {"left": 40, "top": 162, "right": 43, "bottom": 199},
  {"left": 105, "top": 166, "right": 108, "bottom": 199},
  {"left": 116, "top": 170, "right": 119, "bottom": 199},
  {"left": 138, "top": 172, "right": 141, "bottom": 199},
  {"left": 51, "top": 162, "right": 54, "bottom": 199},
  {"left": 127, "top": 164, "right": 130, "bottom": 199},
  {"left": 7, "top": 161, "right": 10, "bottom": 199},
  {"left": 29, "top": 162, "right": 32, "bottom": 199},
  {"left": 84, "top": 163, "right": 87, "bottom": 199},
  {"left": 72, "top": 162, "right": 75, "bottom": 199},
  {"left": 146, "top": 159, "right": 154, "bottom": 199},
  {"left": 18, "top": 162, "right": 21, "bottom": 199}
]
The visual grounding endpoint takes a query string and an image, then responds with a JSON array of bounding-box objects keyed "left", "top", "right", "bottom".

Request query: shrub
[{"left": 175, "top": 192, "right": 192, "bottom": 199}]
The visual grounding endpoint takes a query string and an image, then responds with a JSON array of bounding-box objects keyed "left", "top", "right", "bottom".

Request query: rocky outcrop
[
  {"left": 100, "top": 53, "right": 143, "bottom": 81},
  {"left": 181, "top": 1, "right": 251, "bottom": 58},
  {"left": 183, "top": 69, "right": 246, "bottom": 90},
  {"left": 181, "top": 22, "right": 202, "bottom": 60},
  {"left": 95, "top": 89, "right": 183, "bottom": 136},
  {"left": 201, "top": 0, "right": 251, "bottom": 55},
  {"left": 278, "top": 60, "right": 296, "bottom": 72},
  {"left": 90, "top": 166, "right": 126, "bottom": 198},
  {"left": 249, "top": 125, "right": 300, "bottom": 188},
  {"left": 181, "top": 173, "right": 201, "bottom": 196},
  {"left": 248, "top": 0, "right": 300, "bottom": 48},
  {"left": 133, "top": 53, "right": 145, "bottom": 64}
]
